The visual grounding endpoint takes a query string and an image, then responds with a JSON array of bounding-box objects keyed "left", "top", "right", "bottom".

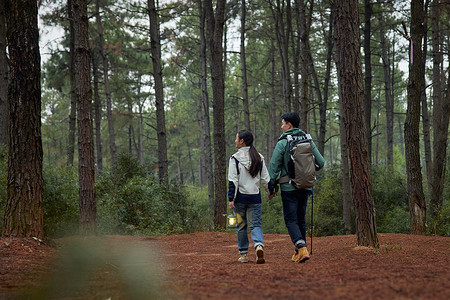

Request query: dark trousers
[{"left": 281, "top": 189, "right": 309, "bottom": 249}]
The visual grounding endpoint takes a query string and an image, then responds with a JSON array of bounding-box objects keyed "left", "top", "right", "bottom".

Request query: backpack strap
[{"left": 232, "top": 156, "right": 240, "bottom": 175}]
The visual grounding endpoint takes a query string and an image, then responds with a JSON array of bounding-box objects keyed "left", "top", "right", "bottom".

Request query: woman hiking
[{"left": 228, "top": 130, "right": 274, "bottom": 264}]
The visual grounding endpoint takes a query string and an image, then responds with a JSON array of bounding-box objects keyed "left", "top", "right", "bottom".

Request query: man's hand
[
  {"left": 229, "top": 200, "right": 235, "bottom": 209},
  {"left": 268, "top": 194, "right": 275, "bottom": 200}
]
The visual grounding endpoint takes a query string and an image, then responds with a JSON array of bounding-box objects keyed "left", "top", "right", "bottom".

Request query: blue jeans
[
  {"left": 233, "top": 202, "right": 264, "bottom": 254},
  {"left": 281, "top": 189, "right": 309, "bottom": 250}
]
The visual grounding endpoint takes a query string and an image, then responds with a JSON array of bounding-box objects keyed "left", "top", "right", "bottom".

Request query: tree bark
[
  {"left": 67, "top": 0, "right": 76, "bottom": 167},
  {"left": 136, "top": 74, "right": 144, "bottom": 165},
  {"left": 297, "top": 0, "right": 309, "bottom": 131},
  {"left": 405, "top": 0, "right": 426, "bottom": 235},
  {"left": 429, "top": 0, "right": 449, "bottom": 229},
  {"left": 73, "top": 0, "right": 96, "bottom": 235},
  {"left": 292, "top": 0, "right": 300, "bottom": 115},
  {"left": 318, "top": 5, "right": 334, "bottom": 156},
  {"left": 148, "top": 0, "right": 168, "bottom": 184},
  {"left": 377, "top": 13, "right": 394, "bottom": 166},
  {"left": 334, "top": 0, "right": 378, "bottom": 248},
  {"left": 270, "top": 0, "right": 291, "bottom": 111},
  {"left": 421, "top": 0, "right": 432, "bottom": 191},
  {"left": 363, "top": 0, "right": 372, "bottom": 164},
  {"left": 0, "top": 0, "right": 8, "bottom": 148},
  {"left": 339, "top": 87, "right": 352, "bottom": 235},
  {"left": 3, "top": 0, "right": 43, "bottom": 238},
  {"left": 204, "top": 0, "right": 227, "bottom": 228},
  {"left": 96, "top": 0, "right": 116, "bottom": 167},
  {"left": 240, "top": 0, "right": 250, "bottom": 130},
  {"left": 91, "top": 49, "right": 103, "bottom": 172},
  {"left": 198, "top": 0, "right": 214, "bottom": 226},
  {"left": 269, "top": 42, "right": 277, "bottom": 161}
]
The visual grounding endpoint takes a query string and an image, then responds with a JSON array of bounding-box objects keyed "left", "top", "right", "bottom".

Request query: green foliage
[
  {"left": 261, "top": 192, "right": 285, "bottom": 234},
  {"left": 432, "top": 201, "right": 450, "bottom": 236},
  {"left": 259, "top": 163, "right": 412, "bottom": 237},
  {"left": 43, "top": 166, "right": 79, "bottom": 237},
  {"left": 309, "top": 166, "right": 347, "bottom": 236},
  {"left": 184, "top": 185, "right": 213, "bottom": 231},
  {"left": 96, "top": 153, "right": 206, "bottom": 235},
  {"left": 372, "top": 165, "right": 409, "bottom": 233},
  {"left": 378, "top": 206, "right": 410, "bottom": 234}
]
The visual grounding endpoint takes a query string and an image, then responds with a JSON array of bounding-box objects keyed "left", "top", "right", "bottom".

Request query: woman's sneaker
[
  {"left": 256, "top": 245, "right": 265, "bottom": 264},
  {"left": 238, "top": 253, "right": 249, "bottom": 263}
]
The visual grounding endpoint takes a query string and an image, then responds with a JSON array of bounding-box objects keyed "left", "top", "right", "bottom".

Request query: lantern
[{"left": 227, "top": 212, "right": 237, "bottom": 228}]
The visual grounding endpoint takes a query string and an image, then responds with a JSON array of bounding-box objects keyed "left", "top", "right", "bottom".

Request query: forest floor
[{"left": 0, "top": 232, "right": 449, "bottom": 299}]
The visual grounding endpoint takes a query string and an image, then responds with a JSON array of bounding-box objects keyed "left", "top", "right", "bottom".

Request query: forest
[{"left": 0, "top": 0, "right": 449, "bottom": 243}]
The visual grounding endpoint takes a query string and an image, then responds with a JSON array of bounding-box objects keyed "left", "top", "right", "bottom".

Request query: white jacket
[{"left": 228, "top": 146, "right": 271, "bottom": 200}]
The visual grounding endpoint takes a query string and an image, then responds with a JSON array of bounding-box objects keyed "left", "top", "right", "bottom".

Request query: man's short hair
[{"left": 281, "top": 112, "right": 300, "bottom": 128}]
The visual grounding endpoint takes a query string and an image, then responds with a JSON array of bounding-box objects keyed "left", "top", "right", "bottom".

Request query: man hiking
[{"left": 269, "top": 112, "right": 325, "bottom": 263}]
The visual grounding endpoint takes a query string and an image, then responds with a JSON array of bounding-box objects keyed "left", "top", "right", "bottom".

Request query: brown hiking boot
[
  {"left": 294, "top": 247, "right": 310, "bottom": 263},
  {"left": 292, "top": 250, "right": 300, "bottom": 262},
  {"left": 256, "top": 245, "right": 265, "bottom": 264}
]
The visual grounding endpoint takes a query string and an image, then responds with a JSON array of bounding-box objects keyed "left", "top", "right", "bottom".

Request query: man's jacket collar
[{"left": 278, "top": 128, "right": 305, "bottom": 140}]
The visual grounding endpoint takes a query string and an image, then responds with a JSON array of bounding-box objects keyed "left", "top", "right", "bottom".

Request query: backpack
[{"left": 279, "top": 134, "right": 316, "bottom": 189}]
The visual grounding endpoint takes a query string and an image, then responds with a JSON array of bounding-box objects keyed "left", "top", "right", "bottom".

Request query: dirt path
[{"left": 1, "top": 233, "right": 449, "bottom": 299}]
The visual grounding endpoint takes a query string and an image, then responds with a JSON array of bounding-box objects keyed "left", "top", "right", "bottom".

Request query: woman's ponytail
[{"left": 238, "top": 130, "right": 262, "bottom": 178}]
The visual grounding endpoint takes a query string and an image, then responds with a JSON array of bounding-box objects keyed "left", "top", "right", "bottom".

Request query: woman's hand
[{"left": 229, "top": 200, "right": 235, "bottom": 210}]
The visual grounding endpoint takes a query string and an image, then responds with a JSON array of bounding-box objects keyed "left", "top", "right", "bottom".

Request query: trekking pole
[{"left": 310, "top": 187, "right": 314, "bottom": 255}]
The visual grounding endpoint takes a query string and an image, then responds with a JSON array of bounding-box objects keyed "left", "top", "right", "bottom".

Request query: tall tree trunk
[
  {"left": 269, "top": 42, "right": 277, "bottom": 161},
  {"left": 137, "top": 75, "right": 144, "bottom": 165},
  {"left": 363, "top": 0, "right": 372, "bottom": 164},
  {"left": 378, "top": 14, "right": 394, "bottom": 166},
  {"left": 375, "top": 91, "right": 381, "bottom": 163},
  {"left": 397, "top": 116, "right": 405, "bottom": 156},
  {"left": 127, "top": 100, "right": 133, "bottom": 155},
  {"left": 292, "top": 0, "right": 300, "bottom": 115},
  {"left": 73, "top": 0, "right": 96, "bottom": 235},
  {"left": 0, "top": 0, "right": 8, "bottom": 148},
  {"left": 148, "top": 0, "right": 168, "bottom": 184},
  {"left": 240, "top": 0, "right": 250, "bottom": 130},
  {"left": 96, "top": 0, "right": 116, "bottom": 167},
  {"left": 339, "top": 87, "right": 352, "bottom": 235},
  {"left": 204, "top": 0, "right": 227, "bottom": 228},
  {"left": 271, "top": 0, "right": 291, "bottom": 111},
  {"left": 196, "top": 92, "right": 206, "bottom": 186},
  {"left": 405, "top": 0, "right": 426, "bottom": 235},
  {"left": 318, "top": 5, "right": 334, "bottom": 156},
  {"left": 2, "top": 0, "right": 43, "bottom": 238},
  {"left": 198, "top": 0, "right": 214, "bottom": 226},
  {"left": 67, "top": 0, "right": 76, "bottom": 166},
  {"left": 91, "top": 49, "right": 103, "bottom": 172},
  {"left": 429, "top": 0, "right": 449, "bottom": 229},
  {"left": 334, "top": 0, "right": 378, "bottom": 248},
  {"left": 297, "top": 0, "right": 309, "bottom": 130},
  {"left": 421, "top": 0, "right": 432, "bottom": 191}
]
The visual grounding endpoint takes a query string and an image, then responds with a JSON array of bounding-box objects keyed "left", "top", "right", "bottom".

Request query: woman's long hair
[{"left": 238, "top": 130, "right": 262, "bottom": 178}]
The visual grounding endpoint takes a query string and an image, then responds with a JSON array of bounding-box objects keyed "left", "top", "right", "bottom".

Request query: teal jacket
[{"left": 268, "top": 128, "right": 325, "bottom": 192}]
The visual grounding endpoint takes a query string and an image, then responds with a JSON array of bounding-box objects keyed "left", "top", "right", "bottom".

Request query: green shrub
[
  {"left": 377, "top": 206, "right": 409, "bottom": 233},
  {"left": 96, "top": 153, "right": 207, "bottom": 235},
  {"left": 43, "top": 166, "right": 79, "bottom": 237},
  {"left": 372, "top": 165, "right": 409, "bottom": 233},
  {"left": 184, "top": 185, "right": 213, "bottom": 231},
  {"left": 311, "top": 165, "right": 347, "bottom": 236},
  {"left": 261, "top": 192, "right": 285, "bottom": 234}
]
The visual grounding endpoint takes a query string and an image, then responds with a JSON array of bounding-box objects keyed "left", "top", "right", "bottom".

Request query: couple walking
[{"left": 227, "top": 112, "right": 325, "bottom": 264}]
